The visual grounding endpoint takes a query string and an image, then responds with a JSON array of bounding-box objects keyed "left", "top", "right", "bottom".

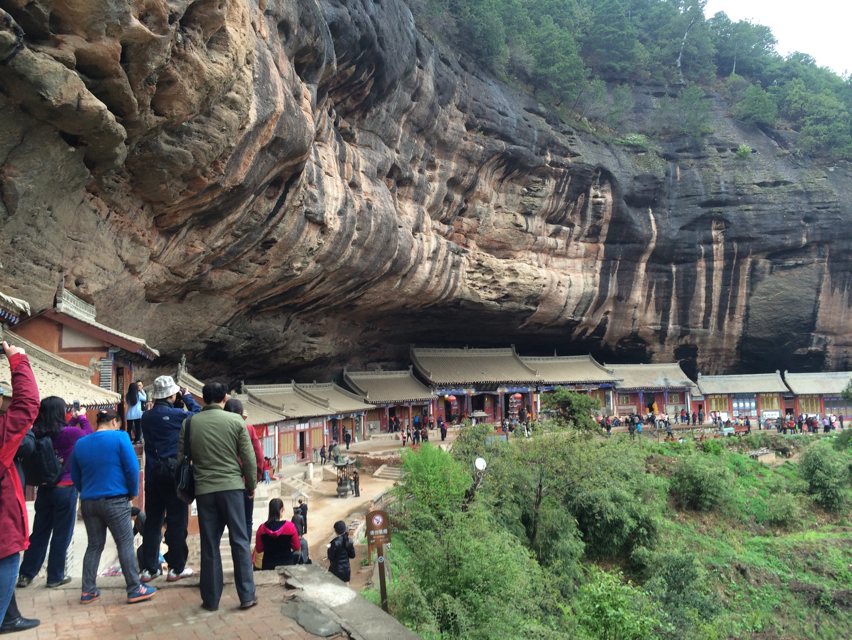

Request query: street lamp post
[{"left": 462, "top": 457, "right": 488, "bottom": 511}]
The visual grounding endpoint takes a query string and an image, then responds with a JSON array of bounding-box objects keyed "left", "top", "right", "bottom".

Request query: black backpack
[{"left": 22, "top": 434, "right": 64, "bottom": 486}]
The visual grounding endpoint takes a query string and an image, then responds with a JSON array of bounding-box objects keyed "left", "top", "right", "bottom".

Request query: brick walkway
[{"left": 11, "top": 574, "right": 328, "bottom": 640}]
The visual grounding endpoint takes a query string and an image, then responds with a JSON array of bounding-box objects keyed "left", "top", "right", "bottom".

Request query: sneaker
[
  {"left": 16, "top": 575, "right": 32, "bottom": 588},
  {"left": 80, "top": 591, "right": 100, "bottom": 605},
  {"left": 239, "top": 598, "right": 258, "bottom": 610},
  {"left": 46, "top": 576, "right": 72, "bottom": 588},
  {"left": 166, "top": 567, "right": 194, "bottom": 582},
  {"left": 127, "top": 584, "right": 156, "bottom": 604},
  {"left": 139, "top": 569, "right": 161, "bottom": 583}
]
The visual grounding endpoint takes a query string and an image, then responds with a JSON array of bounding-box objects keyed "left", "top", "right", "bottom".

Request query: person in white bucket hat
[{"left": 139, "top": 376, "right": 201, "bottom": 584}]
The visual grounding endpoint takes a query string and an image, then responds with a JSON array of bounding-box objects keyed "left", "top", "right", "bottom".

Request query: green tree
[
  {"left": 799, "top": 441, "right": 848, "bottom": 512},
  {"left": 579, "top": 0, "right": 642, "bottom": 80},
  {"left": 658, "top": 83, "right": 711, "bottom": 142},
  {"left": 670, "top": 455, "right": 731, "bottom": 511},
  {"left": 478, "top": 433, "right": 585, "bottom": 593},
  {"left": 573, "top": 567, "right": 663, "bottom": 640},
  {"left": 734, "top": 83, "right": 778, "bottom": 126},
  {"left": 390, "top": 445, "right": 560, "bottom": 638},
  {"left": 527, "top": 14, "right": 588, "bottom": 104},
  {"left": 606, "top": 83, "right": 636, "bottom": 128},
  {"left": 708, "top": 12, "right": 777, "bottom": 78},
  {"left": 541, "top": 388, "right": 600, "bottom": 430},
  {"left": 455, "top": 0, "right": 510, "bottom": 72},
  {"left": 393, "top": 443, "right": 471, "bottom": 529}
]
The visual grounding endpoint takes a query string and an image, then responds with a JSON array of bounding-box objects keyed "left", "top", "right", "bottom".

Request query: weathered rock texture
[{"left": 1, "top": 0, "right": 850, "bottom": 379}]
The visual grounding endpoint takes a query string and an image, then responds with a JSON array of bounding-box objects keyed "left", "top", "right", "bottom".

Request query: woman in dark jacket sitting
[{"left": 253, "top": 499, "right": 301, "bottom": 570}]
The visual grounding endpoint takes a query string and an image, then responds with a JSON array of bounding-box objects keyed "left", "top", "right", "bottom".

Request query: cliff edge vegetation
[{"left": 376, "top": 419, "right": 852, "bottom": 639}]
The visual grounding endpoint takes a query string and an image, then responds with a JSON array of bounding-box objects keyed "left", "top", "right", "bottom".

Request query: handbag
[{"left": 175, "top": 416, "right": 195, "bottom": 504}]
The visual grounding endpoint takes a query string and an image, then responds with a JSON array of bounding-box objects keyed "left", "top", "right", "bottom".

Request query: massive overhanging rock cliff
[{"left": 0, "top": 0, "right": 850, "bottom": 379}]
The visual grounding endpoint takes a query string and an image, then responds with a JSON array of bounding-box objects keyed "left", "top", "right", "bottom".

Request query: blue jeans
[
  {"left": 19, "top": 485, "right": 79, "bottom": 583},
  {"left": 81, "top": 497, "right": 140, "bottom": 595},
  {"left": 0, "top": 553, "right": 19, "bottom": 622}
]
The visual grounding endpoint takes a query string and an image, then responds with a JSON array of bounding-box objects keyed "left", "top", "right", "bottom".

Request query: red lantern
[
  {"left": 511, "top": 392, "right": 523, "bottom": 399},
  {"left": 447, "top": 395, "right": 457, "bottom": 402}
]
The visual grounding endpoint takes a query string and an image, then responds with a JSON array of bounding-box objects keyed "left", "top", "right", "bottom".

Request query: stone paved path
[{"left": 11, "top": 573, "right": 332, "bottom": 640}]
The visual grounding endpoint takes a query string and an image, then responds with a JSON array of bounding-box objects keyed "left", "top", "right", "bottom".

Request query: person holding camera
[
  {"left": 326, "top": 520, "right": 355, "bottom": 585},
  {"left": 0, "top": 340, "right": 40, "bottom": 632}
]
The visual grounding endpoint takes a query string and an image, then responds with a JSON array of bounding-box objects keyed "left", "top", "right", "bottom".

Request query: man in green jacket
[{"left": 178, "top": 383, "right": 256, "bottom": 611}]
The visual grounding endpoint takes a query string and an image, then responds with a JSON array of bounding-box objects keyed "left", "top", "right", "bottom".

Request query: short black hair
[
  {"left": 96, "top": 409, "right": 118, "bottom": 425},
  {"left": 223, "top": 398, "right": 244, "bottom": 415},
  {"left": 202, "top": 382, "right": 228, "bottom": 404}
]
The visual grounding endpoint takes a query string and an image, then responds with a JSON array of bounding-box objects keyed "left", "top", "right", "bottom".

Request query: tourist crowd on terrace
[{"left": 2, "top": 286, "right": 851, "bottom": 474}]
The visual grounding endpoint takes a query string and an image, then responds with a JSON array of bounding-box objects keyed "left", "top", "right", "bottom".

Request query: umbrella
[
  {"left": 511, "top": 392, "right": 523, "bottom": 399},
  {"left": 446, "top": 395, "right": 457, "bottom": 402}
]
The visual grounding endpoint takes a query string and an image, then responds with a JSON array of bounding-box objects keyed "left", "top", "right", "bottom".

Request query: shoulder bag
[{"left": 175, "top": 416, "right": 195, "bottom": 504}]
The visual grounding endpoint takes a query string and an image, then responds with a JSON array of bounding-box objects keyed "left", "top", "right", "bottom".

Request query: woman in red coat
[{"left": 0, "top": 341, "right": 41, "bottom": 626}]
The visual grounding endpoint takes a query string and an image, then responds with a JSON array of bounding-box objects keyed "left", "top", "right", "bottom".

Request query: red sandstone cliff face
[{"left": 0, "top": 0, "right": 850, "bottom": 379}]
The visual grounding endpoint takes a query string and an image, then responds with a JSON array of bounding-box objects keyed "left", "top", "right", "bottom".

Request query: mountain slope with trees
[
  {"left": 411, "top": 0, "right": 851, "bottom": 159},
  {"left": 378, "top": 419, "right": 852, "bottom": 639}
]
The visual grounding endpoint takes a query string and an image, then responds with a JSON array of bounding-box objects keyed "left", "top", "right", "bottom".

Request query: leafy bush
[
  {"left": 403, "top": 506, "right": 549, "bottom": 639},
  {"left": 761, "top": 492, "right": 802, "bottom": 529},
  {"left": 620, "top": 133, "right": 650, "bottom": 149},
  {"left": 701, "top": 439, "right": 723, "bottom": 456},
  {"left": 573, "top": 567, "right": 663, "bottom": 640},
  {"left": 833, "top": 428, "right": 852, "bottom": 451},
  {"left": 570, "top": 484, "right": 660, "bottom": 558},
  {"left": 645, "top": 552, "right": 713, "bottom": 638},
  {"left": 735, "top": 143, "right": 753, "bottom": 159},
  {"left": 799, "top": 442, "right": 848, "bottom": 512},
  {"left": 671, "top": 455, "right": 731, "bottom": 511}
]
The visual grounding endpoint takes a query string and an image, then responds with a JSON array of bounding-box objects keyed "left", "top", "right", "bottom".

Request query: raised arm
[{"left": 0, "top": 342, "right": 40, "bottom": 469}]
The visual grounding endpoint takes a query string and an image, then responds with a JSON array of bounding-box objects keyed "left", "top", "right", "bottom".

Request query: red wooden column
[{"left": 408, "top": 404, "right": 413, "bottom": 430}]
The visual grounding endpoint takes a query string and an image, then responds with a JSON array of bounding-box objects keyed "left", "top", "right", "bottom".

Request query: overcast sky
[{"left": 703, "top": 0, "right": 850, "bottom": 76}]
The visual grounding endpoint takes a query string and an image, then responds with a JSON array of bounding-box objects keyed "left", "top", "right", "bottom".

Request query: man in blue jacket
[
  {"left": 140, "top": 376, "right": 201, "bottom": 583},
  {"left": 71, "top": 409, "right": 156, "bottom": 605}
]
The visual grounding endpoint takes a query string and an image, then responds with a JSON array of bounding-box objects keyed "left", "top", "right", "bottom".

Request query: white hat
[{"left": 151, "top": 375, "right": 180, "bottom": 400}]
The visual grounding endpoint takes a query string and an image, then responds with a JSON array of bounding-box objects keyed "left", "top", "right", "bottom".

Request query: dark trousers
[
  {"left": 196, "top": 490, "right": 255, "bottom": 608},
  {"left": 81, "top": 497, "right": 140, "bottom": 594},
  {"left": 19, "top": 485, "right": 78, "bottom": 583},
  {"left": 244, "top": 492, "right": 254, "bottom": 538},
  {"left": 142, "top": 468, "right": 188, "bottom": 574},
  {"left": 127, "top": 419, "right": 142, "bottom": 443}
]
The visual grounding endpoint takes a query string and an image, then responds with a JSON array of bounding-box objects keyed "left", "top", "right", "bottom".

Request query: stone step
[{"left": 373, "top": 464, "right": 404, "bottom": 480}]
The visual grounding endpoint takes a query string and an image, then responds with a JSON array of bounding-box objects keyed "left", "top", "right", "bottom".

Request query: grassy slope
[
  {"left": 646, "top": 437, "right": 851, "bottom": 639},
  {"left": 366, "top": 432, "right": 851, "bottom": 639}
]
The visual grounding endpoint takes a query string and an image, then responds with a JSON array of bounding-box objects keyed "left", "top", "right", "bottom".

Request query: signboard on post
[
  {"left": 366, "top": 510, "right": 392, "bottom": 612},
  {"left": 366, "top": 509, "right": 391, "bottom": 554}
]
